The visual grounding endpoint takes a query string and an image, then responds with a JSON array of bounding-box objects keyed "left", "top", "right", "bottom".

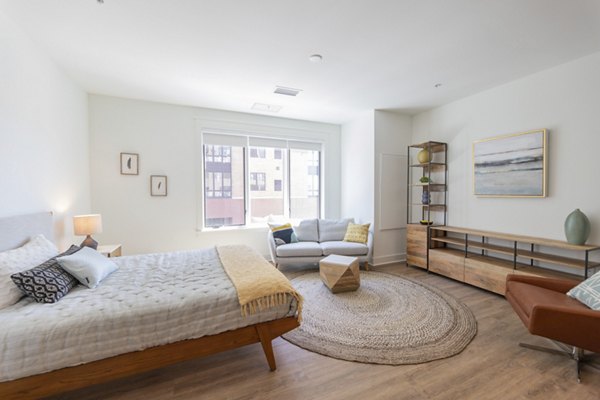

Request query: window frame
[{"left": 200, "top": 132, "right": 323, "bottom": 230}]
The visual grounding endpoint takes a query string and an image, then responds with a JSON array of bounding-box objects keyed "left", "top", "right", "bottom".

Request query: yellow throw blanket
[{"left": 217, "top": 245, "right": 303, "bottom": 321}]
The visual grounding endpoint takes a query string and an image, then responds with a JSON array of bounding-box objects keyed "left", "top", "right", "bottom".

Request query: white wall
[
  {"left": 412, "top": 51, "right": 600, "bottom": 243},
  {"left": 0, "top": 10, "right": 90, "bottom": 249},
  {"left": 340, "top": 112, "right": 375, "bottom": 224},
  {"left": 89, "top": 95, "right": 341, "bottom": 256},
  {"left": 374, "top": 111, "right": 412, "bottom": 265}
]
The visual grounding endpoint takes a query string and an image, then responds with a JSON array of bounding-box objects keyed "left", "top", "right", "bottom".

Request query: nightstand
[{"left": 97, "top": 244, "right": 122, "bottom": 258}]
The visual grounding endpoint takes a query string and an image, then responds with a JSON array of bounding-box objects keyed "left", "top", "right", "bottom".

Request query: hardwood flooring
[{"left": 47, "top": 263, "right": 599, "bottom": 400}]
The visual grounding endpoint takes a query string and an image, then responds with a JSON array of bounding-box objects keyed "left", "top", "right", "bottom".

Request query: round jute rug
[{"left": 283, "top": 271, "right": 477, "bottom": 365}]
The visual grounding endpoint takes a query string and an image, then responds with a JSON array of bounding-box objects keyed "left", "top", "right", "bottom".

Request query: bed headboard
[{"left": 0, "top": 212, "right": 54, "bottom": 252}]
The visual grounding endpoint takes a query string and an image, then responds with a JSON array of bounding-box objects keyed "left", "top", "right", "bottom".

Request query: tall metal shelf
[{"left": 406, "top": 141, "right": 448, "bottom": 225}]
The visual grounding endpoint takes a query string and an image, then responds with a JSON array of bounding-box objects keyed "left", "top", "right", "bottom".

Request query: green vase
[{"left": 564, "top": 209, "right": 590, "bottom": 245}]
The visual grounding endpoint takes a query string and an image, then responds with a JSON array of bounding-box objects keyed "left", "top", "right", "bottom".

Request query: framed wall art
[
  {"left": 150, "top": 175, "right": 167, "bottom": 196},
  {"left": 120, "top": 153, "right": 139, "bottom": 175},
  {"left": 473, "top": 129, "right": 547, "bottom": 197}
]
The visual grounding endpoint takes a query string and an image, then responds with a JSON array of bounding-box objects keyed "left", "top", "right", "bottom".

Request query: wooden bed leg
[
  {"left": 256, "top": 325, "right": 276, "bottom": 371},
  {"left": 364, "top": 262, "right": 370, "bottom": 271}
]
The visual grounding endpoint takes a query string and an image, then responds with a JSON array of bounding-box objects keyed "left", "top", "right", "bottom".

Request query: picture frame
[
  {"left": 150, "top": 175, "right": 167, "bottom": 196},
  {"left": 120, "top": 153, "right": 139, "bottom": 175},
  {"left": 473, "top": 129, "right": 547, "bottom": 197}
]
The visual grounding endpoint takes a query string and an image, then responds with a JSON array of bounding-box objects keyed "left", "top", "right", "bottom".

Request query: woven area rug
[{"left": 283, "top": 271, "right": 477, "bottom": 364}]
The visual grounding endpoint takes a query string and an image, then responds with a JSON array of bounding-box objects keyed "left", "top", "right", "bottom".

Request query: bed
[{"left": 0, "top": 212, "right": 301, "bottom": 400}]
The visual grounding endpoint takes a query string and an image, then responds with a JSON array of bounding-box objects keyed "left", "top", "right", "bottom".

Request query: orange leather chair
[{"left": 505, "top": 274, "right": 600, "bottom": 382}]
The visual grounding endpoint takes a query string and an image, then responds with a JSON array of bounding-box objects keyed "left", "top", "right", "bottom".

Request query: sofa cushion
[
  {"left": 321, "top": 241, "right": 368, "bottom": 256},
  {"left": 318, "top": 218, "right": 354, "bottom": 242},
  {"left": 276, "top": 242, "right": 323, "bottom": 257},
  {"left": 294, "top": 219, "right": 319, "bottom": 242}
]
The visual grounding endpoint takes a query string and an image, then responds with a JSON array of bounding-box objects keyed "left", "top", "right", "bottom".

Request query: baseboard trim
[{"left": 373, "top": 253, "right": 406, "bottom": 267}]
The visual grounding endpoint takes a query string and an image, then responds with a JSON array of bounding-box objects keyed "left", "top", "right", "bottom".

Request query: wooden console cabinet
[{"left": 426, "top": 226, "right": 600, "bottom": 295}]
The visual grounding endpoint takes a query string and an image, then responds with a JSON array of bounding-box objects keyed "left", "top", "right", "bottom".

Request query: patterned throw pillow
[
  {"left": 0, "top": 234, "right": 59, "bottom": 309},
  {"left": 567, "top": 271, "right": 600, "bottom": 310},
  {"left": 270, "top": 223, "right": 297, "bottom": 246},
  {"left": 11, "top": 245, "right": 81, "bottom": 303},
  {"left": 343, "top": 223, "right": 371, "bottom": 244}
]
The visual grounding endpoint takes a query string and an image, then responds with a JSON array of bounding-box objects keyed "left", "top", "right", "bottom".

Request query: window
[
  {"left": 250, "top": 172, "right": 266, "bottom": 191},
  {"left": 250, "top": 148, "right": 266, "bottom": 158},
  {"left": 290, "top": 149, "right": 320, "bottom": 218},
  {"left": 205, "top": 172, "right": 232, "bottom": 198},
  {"left": 203, "top": 144, "right": 245, "bottom": 227},
  {"left": 202, "top": 134, "right": 320, "bottom": 227}
]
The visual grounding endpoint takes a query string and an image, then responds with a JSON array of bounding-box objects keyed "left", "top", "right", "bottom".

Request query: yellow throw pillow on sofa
[{"left": 343, "top": 223, "right": 370, "bottom": 243}]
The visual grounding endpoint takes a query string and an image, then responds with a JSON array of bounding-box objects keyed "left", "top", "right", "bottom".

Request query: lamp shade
[{"left": 73, "top": 214, "right": 103, "bottom": 236}]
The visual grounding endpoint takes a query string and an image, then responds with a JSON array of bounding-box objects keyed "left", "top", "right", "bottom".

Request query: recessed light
[
  {"left": 251, "top": 103, "right": 282, "bottom": 113},
  {"left": 434, "top": 83, "right": 442, "bottom": 88},
  {"left": 309, "top": 54, "right": 323, "bottom": 63}
]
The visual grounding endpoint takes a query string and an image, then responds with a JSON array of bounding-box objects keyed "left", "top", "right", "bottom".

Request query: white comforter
[{"left": 0, "top": 247, "right": 296, "bottom": 382}]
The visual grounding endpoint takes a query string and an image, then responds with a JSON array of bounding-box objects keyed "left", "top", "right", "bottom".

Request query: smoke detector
[{"left": 251, "top": 103, "right": 282, "bottom": 113}]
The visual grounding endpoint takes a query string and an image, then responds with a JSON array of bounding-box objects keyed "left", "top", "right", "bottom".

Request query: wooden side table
[
  {"left": 97, "top": 244, "right": 122, "bottom": 258},
  {"left": 319, "top": 254, "right": 360, "bottom": 293}
]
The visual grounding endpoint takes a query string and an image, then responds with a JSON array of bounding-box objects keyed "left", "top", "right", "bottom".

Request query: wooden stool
[{"left": 319, "top": 255, "right": 360, "bottom": 293}]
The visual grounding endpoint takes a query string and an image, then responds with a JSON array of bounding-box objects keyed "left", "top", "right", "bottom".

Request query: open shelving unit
[
  {"left": 406, "top": 141, "right": 448, "bottom": 226},
  {"left": 406, "top": 141, "right": 447, "bottom": 270},
  {"left": 427, "top": 226, "right": 600, "bottom": 295}
]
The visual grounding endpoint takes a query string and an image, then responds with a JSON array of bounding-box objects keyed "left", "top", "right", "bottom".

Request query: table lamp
[{"left": 73, "top": 214, "right": 103, "bottom": 249}]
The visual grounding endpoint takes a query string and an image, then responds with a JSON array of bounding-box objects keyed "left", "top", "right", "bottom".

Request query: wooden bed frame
[{"left": 0, "top": 212, "right": 300, "bottom": 399}]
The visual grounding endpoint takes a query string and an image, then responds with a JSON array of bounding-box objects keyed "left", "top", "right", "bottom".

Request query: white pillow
[
  {"left": 57, "top": 246, "right": 118, "bottom": 289},
  {"left": 0, "top": 234, "right": 59, "bottom": 309}
]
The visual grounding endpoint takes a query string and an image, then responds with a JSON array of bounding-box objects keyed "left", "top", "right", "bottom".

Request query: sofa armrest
[
  {"left": 267, "top": 230, "right": 277, "bottom": 264},
  {"left": 366, "top": 230, "right": 374, "bottom": 263},
  {"left": 530, "top": 304, "right": 600, "bottom": 353},
  {"left": 506, "top": 274, "right": 579, "bottom": 294}
]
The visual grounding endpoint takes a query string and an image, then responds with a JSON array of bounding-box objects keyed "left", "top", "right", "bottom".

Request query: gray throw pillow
[
  {"left": 57, "top": 246, "right": 119, "bottom": 289},
  {"left": 294, "top": 219, "right": 319, "bottom": 242},
  {"left": 318, "top": 218, "right": 354, "bottom": 242},
  {"left": 11, "top": 245, "right": 81, "bottom": 303}
]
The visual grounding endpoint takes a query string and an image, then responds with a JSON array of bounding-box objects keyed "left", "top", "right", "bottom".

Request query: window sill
[{"left": 198, "top": 223, "right": 269, "bottom": 233}]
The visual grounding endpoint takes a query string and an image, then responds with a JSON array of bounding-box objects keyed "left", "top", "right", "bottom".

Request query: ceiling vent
[
  {"left": 274, "top": 86, "right": 302, "bottom": 96},
  {"left": 251, "top": 103, "right": 282, "bottom": 113}
]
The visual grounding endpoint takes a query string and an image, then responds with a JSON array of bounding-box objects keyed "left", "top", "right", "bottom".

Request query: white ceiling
[{"left": 2, "top": 0, "right": 600, "bottom": 124}]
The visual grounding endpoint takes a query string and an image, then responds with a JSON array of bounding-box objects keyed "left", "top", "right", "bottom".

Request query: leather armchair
[{"left": 505, "top": 274, "right": 600, "bottom": 381}]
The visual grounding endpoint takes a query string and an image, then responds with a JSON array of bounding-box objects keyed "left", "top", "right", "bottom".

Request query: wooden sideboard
[{"left": 414, "top": 225, "right": 600, "bottom": 295}]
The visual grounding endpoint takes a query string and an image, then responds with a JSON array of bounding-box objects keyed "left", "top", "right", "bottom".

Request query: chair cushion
[
  {"left": 318, "top": 218, "right": 354, "bottom": 242},
  {"left": 320, "top": 241, "right": 368, "bottom": 256},
  {"left": 294, "top": 219, "right": 319, "bottom": 242},
  {"left": 508, "top": 281, "right": 589, "bottom": 320},
  {"left": 276, "top": 242, "right": 323, "bottom": 257},
  {"left": 567, "top": 271, "right": 600, "bottom": 310}
]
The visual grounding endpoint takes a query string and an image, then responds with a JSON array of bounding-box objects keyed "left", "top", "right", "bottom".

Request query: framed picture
[
  {"left": 473, "top": 129, "right": 547, "bottom": 197},
  {"left": 120, "top": 153, "right": 139, "bottom": 175},
  {"left": 150, "top": 175, "right": 167, "bottom": 196}
]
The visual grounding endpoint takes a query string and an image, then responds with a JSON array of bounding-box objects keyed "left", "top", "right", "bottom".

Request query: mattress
[{"left": 0, "top": 247, "right": 297, "bottom": 382}]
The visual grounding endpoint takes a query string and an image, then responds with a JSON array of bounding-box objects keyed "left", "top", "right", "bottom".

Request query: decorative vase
[
  {"left": 564, "top": 209, "right": 591, "bottom": 245},
  {"left": 417, "top": 149, "right": 432, "bottom": 164},
  {"left": 421, "top": 191, "right": 430, "bottom": 204}
]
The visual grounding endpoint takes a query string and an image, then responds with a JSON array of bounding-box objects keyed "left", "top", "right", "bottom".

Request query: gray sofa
[{"left": 267, "top": 218, "right": 373, "bottom": 269}]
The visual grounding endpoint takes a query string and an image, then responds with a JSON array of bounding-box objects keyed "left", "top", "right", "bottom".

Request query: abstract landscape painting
[{"left": 473, "top": 129, "right": 546, "bottom": 197}]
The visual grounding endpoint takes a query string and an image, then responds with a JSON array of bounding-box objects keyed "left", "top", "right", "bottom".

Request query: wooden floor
[{"left": 47, "top": 263, "right": 599, "bottom": 400}]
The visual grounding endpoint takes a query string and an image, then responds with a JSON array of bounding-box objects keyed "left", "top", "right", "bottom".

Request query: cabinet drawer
[
  {"left": 464, "top": 256, "right": 513, "bottom": 295},
  {"left": 429, "top": 248, "right": 465, "bottom": 281}
]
